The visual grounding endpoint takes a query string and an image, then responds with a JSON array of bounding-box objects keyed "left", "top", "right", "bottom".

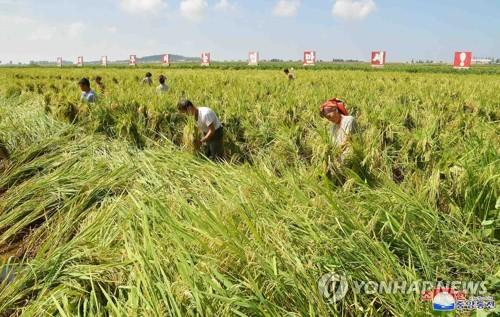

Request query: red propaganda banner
[
  {"left": 56, "top": 57, "right": 63, "bottom": 68},
  {"left": 201, "top": 52, "right": 211, "bottom": 66},
  {"left": 371, "top": 51, "right": 386, "bottom": 67},
  {"left": 129, "top": 55, "right": 137, "bottom": 66},
  {"left": 303, "top": 51, "right": 316, "bottom": 66},
  {"left": 101, "top": 56, "right": 108, "bottom": 67},
  {"left": 453, "top": 52, "right": 472, "bottom": 69},
  {"left": 162, "top": 54, "right": 170, "bottom": 66},
  {"left": 248, "top": 51, "right": 259, "bottom": 66},
  {"left": 77, "top": 56, "right": 83, "bottom": 67}
]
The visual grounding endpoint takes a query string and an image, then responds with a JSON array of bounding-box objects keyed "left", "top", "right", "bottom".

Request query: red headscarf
[{"left": 320, "top": 98, "right": 349, "bottom": 116}]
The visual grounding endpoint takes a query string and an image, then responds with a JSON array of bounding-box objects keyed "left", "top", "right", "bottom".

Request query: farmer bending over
[
  {"left": 78, "top": 78, "right": 96, "bottom": 103},
  {"left": 156, "top": 75, "right": 169, "bottom": 93},
  {"left": 95, "top": 76, "right": 105, "bottom": 93},
  {"left": 178, "top": 100, "right": 224, "bottom": 161},
  {"left": 142, "top": 72, "right": 153, "bottom": 85},
  {"left": 320, "top": 98, "right": 357, "bottom": 158},
  {"left": 284, "top": 68, "right": 295, "bottom": 81}
]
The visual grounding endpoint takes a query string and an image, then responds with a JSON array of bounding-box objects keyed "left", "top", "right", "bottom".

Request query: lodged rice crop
[{"left": 0, "top": 66, "right": 498, "bottom": 316}]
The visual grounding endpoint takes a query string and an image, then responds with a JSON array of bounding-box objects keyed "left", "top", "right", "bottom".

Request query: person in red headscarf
[{"left": 319, "top": 98, "right": 357, "bottom": 150}]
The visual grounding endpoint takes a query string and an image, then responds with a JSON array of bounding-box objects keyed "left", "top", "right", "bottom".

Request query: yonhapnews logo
[
  {"left": 422, "top": 287, "right": 496, "bottom": 312},
  {"left": 317, "top": 272, "right": 496, "bottom": 313},
  {"left": 317, "top": 272, "right": 349, "bottom": 303}
]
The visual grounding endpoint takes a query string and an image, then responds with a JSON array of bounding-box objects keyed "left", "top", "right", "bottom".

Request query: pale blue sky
[{"left": 0, "top": 0, "right": 499, "bottom": 63}]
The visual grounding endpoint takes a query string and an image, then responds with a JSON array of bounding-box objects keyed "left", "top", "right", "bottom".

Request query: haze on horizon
[{"left": 0, "top": 0, "right": 499, "bottom": 64}]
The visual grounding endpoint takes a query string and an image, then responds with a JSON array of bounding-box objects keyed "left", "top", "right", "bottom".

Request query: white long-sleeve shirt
[
  {"left": 80, "top": 90, "right": 96, "bottom": 103},
  {"left": 197, "top": 107, "right": 222, "bottom": 134},
  {"left": 331, "top": 115, "right": 356, "bottom": 147}
]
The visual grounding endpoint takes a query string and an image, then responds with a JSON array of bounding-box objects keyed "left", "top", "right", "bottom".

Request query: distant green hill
[
  {"left": 28, "top": 54, "right": 199, "bottom": 66},
  {"left": 136, "top": 54, "right": 199, "bottom": 63},
  {"left": 98, "top": 54, "right": 199, "bottom": 65}
]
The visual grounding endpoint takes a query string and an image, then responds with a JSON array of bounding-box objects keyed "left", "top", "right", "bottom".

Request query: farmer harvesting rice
[
  {"left": 95, "top": 76, "right": 105, "bottom": 93},
  {"left": 78, "top": 78, "right": 96, "bottom": 103},
  {"left": 284, "top": 68, "right": 295, "bottom": 81},
  {"left": 156, "top": 75, "right": 169, "bottom": 93},
  {"left": 320, "top": 98, "right": 357, "bottom": 155},
  {"left": 178, "top": 100, "right": 224, "bottom": 161},
  {"left": 142, "top": 72, "right": 153, "bottom": 85}
]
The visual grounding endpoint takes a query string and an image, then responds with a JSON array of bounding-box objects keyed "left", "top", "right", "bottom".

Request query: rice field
[{"left": 0, "top": 66, "right": 499, "bottom": 316}]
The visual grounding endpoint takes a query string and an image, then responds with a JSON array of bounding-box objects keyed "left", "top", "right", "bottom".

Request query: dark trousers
[{"left": 205, "top": 127, "right": 224, "bottom": 161}]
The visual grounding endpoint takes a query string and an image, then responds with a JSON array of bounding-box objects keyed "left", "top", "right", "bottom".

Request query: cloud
[
  {"left": 106, "top": 26, "right": 118, "bottom": 34},
  {"left": 0, "top": 15, "right": 56, "bottom": 41},
  {"left": 0, "top": 0, "right": 15, "bottom": 3},
  {"left": 273, "top": 0, "right": 300, "bottom": 17},
  {"left": 215, "top": 0, "right": 236, "bottom": 12},
  {"left": 30, "top": 25, "right": 57, "bottom": 40},
  {"left": 332, "top": 0, "right": 376, "bottom": 20},
  {"left": 119, "top": 0, "right": 166, "bottom": 14},
  {"left": 68, "top": 22, "right": 85, "bottom": 39},
  {"left": 180, "top": 0, "right": 208, "bottom": 22}
]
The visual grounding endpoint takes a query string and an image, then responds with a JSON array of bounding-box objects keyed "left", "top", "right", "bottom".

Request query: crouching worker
[
  {"left": 78, "top": 78, "right": 96, "bottom": 103},
  {"left": 142, "top": 72, "right": 153, "bottom": 85},
  {"left": 95, "top": 76, "right": 105, "bottom": 94},
  {"left": 284, "top": 68, "right": 295, "bottom": 81},
  {"left": 320, "top": 98, "right": 357, "bottom": 163},
  {"left": 177, "top": 100, "right": 224, "bottom": 161},
  {"left": 156, "top": 75, "right": 169, "bottom": 93}
]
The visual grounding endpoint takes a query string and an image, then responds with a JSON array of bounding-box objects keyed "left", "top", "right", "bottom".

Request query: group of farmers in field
[
  {"left": 0, "top": 71, "right": 357, "bottom": 168},
  {"left": 0, "top": 70, "right": 357, "bottom": 170}
]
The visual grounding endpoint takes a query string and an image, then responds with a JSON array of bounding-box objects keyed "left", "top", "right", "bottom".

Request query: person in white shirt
[
  {"left": 156, "top": 75, "right": 169, "bottom": 93},
  {"left": 178, "top": 99, "right": 224, "bottom": 161},
  {"left": 284, "top": 68, "right": 295, "bottom": 81},
  {"left": 142, "top": 72, "right": 153, "bottom": 85},
  {"left": 320, "top": 98, "right": 357, "bottom": 154},
  {"left": 78, "top": 78, "right": 96, "bottom": 103}
]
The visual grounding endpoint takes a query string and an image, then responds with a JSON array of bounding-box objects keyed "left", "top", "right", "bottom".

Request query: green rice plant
[{"left": 0, "top": 66, "right": 498, "bottom": 316}]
